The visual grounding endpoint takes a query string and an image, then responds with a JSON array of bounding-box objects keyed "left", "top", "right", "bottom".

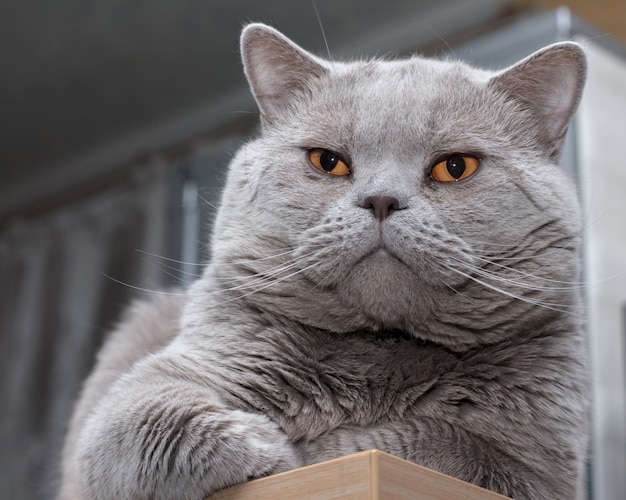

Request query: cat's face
[{"left": 206, "top": 25, "right": 586, "bottom": 349}]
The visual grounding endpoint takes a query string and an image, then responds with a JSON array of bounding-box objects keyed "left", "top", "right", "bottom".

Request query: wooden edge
[
  {"left": 372, "top": 450, "right": 510, "bottom": 499},
  {"left": 210, "top": 450, "right": 511, "bottom": 499},
  {"left": 369, "top": 449, "right": 380, "bottom": 497},
  {"left": 209, "top": 450, "right": 374, "bottom": 499}
]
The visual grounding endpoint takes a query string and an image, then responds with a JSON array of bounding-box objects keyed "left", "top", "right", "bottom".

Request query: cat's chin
[{"left": 337, "top": 247, "right": 434, "bottom": 330}]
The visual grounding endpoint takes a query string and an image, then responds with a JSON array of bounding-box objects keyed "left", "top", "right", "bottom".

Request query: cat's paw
[
  {"left": 223, "top": 409, "right": 304, "bottom": 481},
  {"left": 162, "top": 408, "right": 302, "bottom": 496},
  {"left": 77, "top": 404, "right": 302, "bottom": 499}
]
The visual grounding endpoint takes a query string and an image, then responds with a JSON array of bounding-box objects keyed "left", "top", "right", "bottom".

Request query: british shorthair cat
[{"left": 60, "top": 23, "right": 589, "bottom": 499}]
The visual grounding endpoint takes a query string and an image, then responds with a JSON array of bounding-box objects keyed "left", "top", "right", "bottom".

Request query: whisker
[
  {"left": 470, "top": 266, "right": 580, "bottom": 293},
  {"left": 152, "top": 261, "right": 203, "bottom": 281},
  {"left": 216, "top": 249, "right": 320, "bottom": 290},
  {"left": 469, "top": 255, "right": 588, "bottom": 289},
  {"left": 443, "top": 265, "right": 580, "bottom": 315},
  {"left": 101, "top": 273, "right": 188, "bottom": 296},
  {"left": 196, "top": 191, "right": 221, "bottom": 212},
  {"left": 213, "top": 260, "right": 322, "bottom": 306},
  {"left": 104, "top": 253, "right": 321, "bottom": 301},
  {"left": 230, "top": 247, "right": 302, "bottom": 264},
  {"left": 310, "top": 0, "right": 331, "bottom": 60},
  {"left": 427, "top": 26, "right": 455, "bottom": 56},
  {"left": 135, "top": 249, "right": 206, "bottom": 267}
]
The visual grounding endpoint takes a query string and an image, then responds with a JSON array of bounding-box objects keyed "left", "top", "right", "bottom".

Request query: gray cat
[{"left": 60, "top": 23, "right": 590, "bottom": 499}]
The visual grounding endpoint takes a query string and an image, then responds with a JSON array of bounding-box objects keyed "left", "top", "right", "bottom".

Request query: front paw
[
  {"left": 224, "top": 410, "right": 304, "bottom": 482},
  {"left": 78, "top": 406, "right": 302, "bottom": 499}
]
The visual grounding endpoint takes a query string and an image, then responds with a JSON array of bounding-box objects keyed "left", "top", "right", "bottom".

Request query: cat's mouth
[{"left": 360, "top": 245, "right": 409, "bottom": 269}]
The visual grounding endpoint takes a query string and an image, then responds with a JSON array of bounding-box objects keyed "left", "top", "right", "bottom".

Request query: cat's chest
[{"left": 221, "top": 329, "right": 459, "bottom": 440}]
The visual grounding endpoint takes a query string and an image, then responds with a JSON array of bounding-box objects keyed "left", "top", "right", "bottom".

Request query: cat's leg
[
  {"left": 303, "top": 420, "right": 573, "bottom": 500},
  {"left": 74, "top": 355, "right": 302, "bottom": 500}
]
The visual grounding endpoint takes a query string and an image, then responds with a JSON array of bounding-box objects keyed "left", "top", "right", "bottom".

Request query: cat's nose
[{"left": 361, "top": 195, "right": 402, "bottom": 222}]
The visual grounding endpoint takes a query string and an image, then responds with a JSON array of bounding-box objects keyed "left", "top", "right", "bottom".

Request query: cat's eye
[
  {"left": 431, "top": 155, "right": 479, "bottom": 183},
  {"left": 308, "top": 149, "right": 351, "bottom": 176}
]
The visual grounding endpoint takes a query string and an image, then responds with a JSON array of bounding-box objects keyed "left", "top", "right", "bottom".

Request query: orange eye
[
  {"left": 308, "top": 149, "right": 351, "bottom": 176},
  {"left": 431, "top": 155, "right": 480, "bottom": 183}
]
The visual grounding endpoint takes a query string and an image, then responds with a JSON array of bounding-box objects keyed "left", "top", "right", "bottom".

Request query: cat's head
[{"left": 205, "top": 24, "right": 586, "bottom": 349}]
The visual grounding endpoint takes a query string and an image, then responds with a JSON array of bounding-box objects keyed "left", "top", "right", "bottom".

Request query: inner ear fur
[{"left": 488, "top": 42, "right": 587, "bottom": 160}]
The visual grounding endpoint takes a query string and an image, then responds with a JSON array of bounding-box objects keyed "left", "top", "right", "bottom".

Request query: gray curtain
[{"left": 0, "top": 162, "right": 170, "bottom": 499}]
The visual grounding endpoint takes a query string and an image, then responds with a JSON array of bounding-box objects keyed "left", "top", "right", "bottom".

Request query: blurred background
[{"left": 1, "top": 1, "right": 625, "bottom": 498}]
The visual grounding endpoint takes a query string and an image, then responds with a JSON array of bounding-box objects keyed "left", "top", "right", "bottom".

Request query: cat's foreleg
[{"left": 74, "top": 361, "right": 302, "bottom": 499}]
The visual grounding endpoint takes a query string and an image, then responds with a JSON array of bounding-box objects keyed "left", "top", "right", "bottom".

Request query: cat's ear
[
  {"left": 488, "top": 42, "right": 586, "bottom": 160},
  {"left": 241, "top": 23, "right": 329, "bottom": 125}
]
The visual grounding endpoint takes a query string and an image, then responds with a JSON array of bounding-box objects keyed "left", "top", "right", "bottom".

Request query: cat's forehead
[
  {"left": 304, "top": 57, "right": 497, "bottom": 133},
  {"left": 295, "top": 57, "right": 499, "bottom": 154},
  {"left": 328, "top": 56, "right": 491, "bottom": 100}
]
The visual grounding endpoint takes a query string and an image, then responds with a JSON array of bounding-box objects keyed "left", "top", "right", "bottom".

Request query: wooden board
[{"left": 210, "top": 450, "right": 510, "bottom": 499}]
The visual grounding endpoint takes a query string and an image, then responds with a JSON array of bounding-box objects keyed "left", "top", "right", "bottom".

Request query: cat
[{"left": 60, "top": 23, "right": 590, "bottom": 500}]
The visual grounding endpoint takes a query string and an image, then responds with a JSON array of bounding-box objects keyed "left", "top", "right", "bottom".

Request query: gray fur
[{"left": 60, "top": 23, "right": 589, "bottom": 499}]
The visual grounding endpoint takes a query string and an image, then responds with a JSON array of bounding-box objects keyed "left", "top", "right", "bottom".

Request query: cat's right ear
[{"left": 241, "top": 24, "right": 329, "bottom": 125}]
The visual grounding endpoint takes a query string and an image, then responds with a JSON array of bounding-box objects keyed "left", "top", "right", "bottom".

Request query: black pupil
[
  {"left": 446, "top": 156, "right": 466, "bottom": 179},
  {"left": 320, "top": 151, "right": 339, "bottom": 172}
]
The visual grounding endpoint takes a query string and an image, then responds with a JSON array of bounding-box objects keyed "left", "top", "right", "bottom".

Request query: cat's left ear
[
  {"left": 488, "top": 42, "right": 586, "bottom": 160},
  {"left": 241, "top": 23, "right": 330, "bottom": 125}
]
